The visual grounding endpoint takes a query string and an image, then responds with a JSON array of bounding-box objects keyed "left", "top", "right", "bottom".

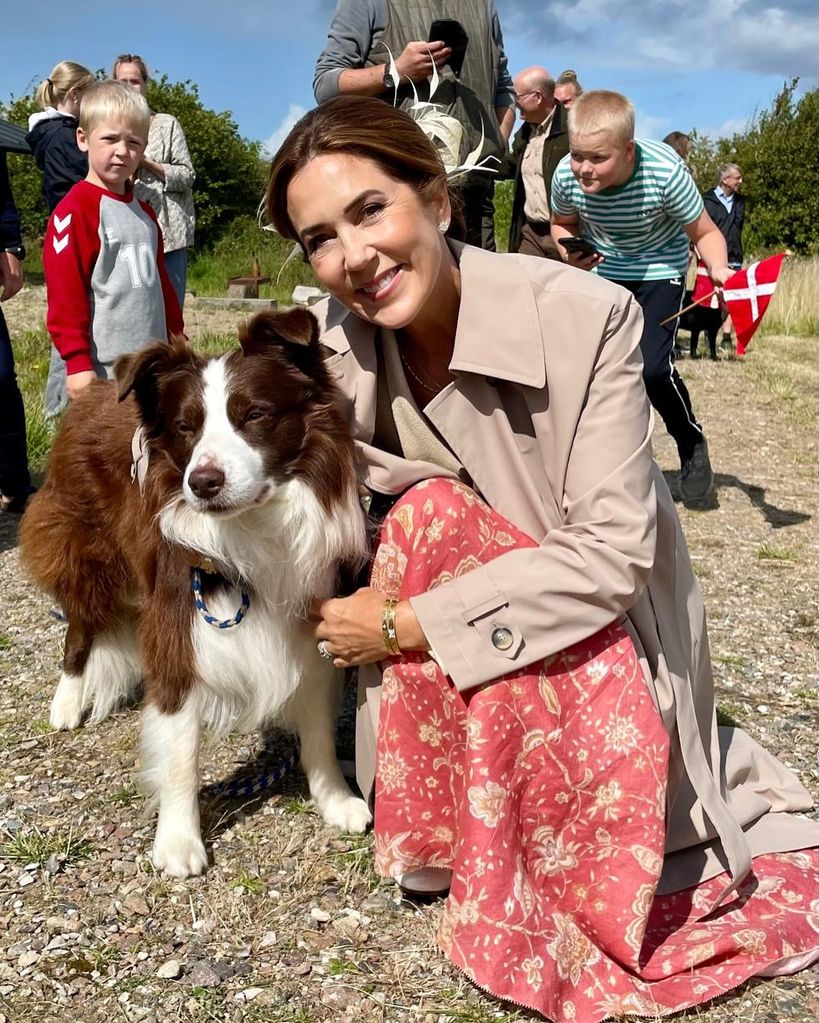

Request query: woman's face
[
  {"left": 286, "top": 153, "right": 451, "bottom": 332},
  {"left": 115, "top": 62, "right": 147, "bottom": 94}
]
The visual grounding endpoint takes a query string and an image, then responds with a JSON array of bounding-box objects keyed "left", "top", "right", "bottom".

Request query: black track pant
[{"left": 619, "top": 277, "right": 705, "bottom": 463}]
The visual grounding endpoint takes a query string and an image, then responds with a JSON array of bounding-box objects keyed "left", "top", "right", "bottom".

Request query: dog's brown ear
[
  {"left": 116, "top": 335, "right": 193, "bottom": 402},
  {"left": 239, "top": 307, "right": 323, "bottom": 378},
  {"left": 116, "top": 335, "right": 198, "bottom": 428},
  {"left": 239, "top": 307, "right": 320, "bottom": 356}
]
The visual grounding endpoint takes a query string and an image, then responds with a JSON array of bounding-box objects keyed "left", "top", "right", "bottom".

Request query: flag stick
[{"left": 659, "top": 289, "right": 718, "bottom": 327}]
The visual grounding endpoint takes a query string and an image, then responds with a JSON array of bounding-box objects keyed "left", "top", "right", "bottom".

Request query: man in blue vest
[{"left": 313, "top": 0, "right": 515, "bottom": 251}]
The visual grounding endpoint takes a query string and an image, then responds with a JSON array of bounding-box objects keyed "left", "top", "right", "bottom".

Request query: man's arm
[
  {"left": 489, "top": 0, "right": 515, "bottom": 127},
  {"left": 684, "top": 210, "right": 732, "bottom": 285},
  {"left": 0, "top": 153, "right": 24, "bottom": 302},
  {"left": 495, "top": 105, "right": 515, "bottom": 144}
]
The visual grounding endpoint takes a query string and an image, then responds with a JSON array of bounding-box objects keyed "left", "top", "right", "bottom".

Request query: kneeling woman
[{"left": 267, "top": 97, "right": 819, "bottom": 1022}]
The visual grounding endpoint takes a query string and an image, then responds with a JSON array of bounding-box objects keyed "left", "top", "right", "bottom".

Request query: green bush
[{"left": 689, "top": 80, "right": 819, "bottom": 256}]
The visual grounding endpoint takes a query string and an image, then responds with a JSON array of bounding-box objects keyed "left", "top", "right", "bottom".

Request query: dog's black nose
[{"left": 188, "top": 465, "right": 226, "bottom": 499}]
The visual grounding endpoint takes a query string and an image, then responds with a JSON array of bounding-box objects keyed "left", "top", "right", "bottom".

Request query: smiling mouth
[{"left": 358, "top": 265, "right": 403, "bottom": 299}]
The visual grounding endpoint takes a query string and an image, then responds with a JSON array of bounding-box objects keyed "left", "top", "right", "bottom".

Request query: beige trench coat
[{"left": 315, "top": 242, "right": 819, "bottom": 900}]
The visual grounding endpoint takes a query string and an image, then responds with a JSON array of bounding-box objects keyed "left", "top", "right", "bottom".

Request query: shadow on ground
[{"left": 663, "top": 470, "right": 811, "bottom": 527}]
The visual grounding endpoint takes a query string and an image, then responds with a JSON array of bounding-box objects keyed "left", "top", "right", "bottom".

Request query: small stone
[
  {"left": 258, "top": 932, "right": 277, "bottom": 949},
  {"left": 292, "top": 285, "right": 326, "bottom": 306},
  {"left": 155, "top": 960, "right": 182, "bottom": 980},
  {"left": 17, "top": 951, "right": 39, "bottom": 969},
  {"left": 122, "top": 893, "right": 150, "bottom": 917},
  {"left": 43, "top": 854, "right": 62, "bottom": 876},
  {"left": 188, "top": 961, "right": 222, "bottom": 988},
  {"left": 17, "top": 873, "right": 35, "bottom": 888},
  {"left": 310, "top": 908, "right": 331, "bottom": 923},
  {"left": 234, "top": 987, "right": 264, "bottom": 1003}
]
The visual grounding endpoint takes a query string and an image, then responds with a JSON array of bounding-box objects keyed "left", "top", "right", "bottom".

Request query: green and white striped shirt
[{"left": 551, "top": 140, "right": 703, "bottom": 281}]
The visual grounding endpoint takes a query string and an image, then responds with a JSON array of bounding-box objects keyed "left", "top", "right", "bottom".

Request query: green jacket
[{"left": 502, "top": 103, "right": 570, "bottom": 253}]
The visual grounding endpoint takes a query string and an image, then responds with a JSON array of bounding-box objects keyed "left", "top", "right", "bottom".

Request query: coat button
[{"left": 491, "top": 626, "right": 514, "bottom": 651}]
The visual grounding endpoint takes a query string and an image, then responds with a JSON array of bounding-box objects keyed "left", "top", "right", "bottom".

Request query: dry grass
[{"left": 760, "top": 256, "right": 817, "bottom": 337}]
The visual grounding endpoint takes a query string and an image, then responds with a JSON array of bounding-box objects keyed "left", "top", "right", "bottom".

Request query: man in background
[
  {"left": 703, "top": 163, "right": 745, "bottom": 348},
  {"left": 313, "top": 0, "right": 515, "bottom": 250},
  {"left": 504, "top": 66, "right": 569, "bottom": 259}
]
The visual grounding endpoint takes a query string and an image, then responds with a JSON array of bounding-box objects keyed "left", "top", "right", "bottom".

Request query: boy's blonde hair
[
  {"left": 78, "top": 80, "right": 150, "bottom": 137},
  {"left": 35, "top": 61, "right": 94, "bottom": 111},
  {"left": 568, "top": 90, "right": 635, "bottom": 145}
]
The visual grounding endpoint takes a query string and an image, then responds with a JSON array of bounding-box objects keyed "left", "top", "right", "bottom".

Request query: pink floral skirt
[{"left": 368, "top": 478, "right": 819, "bottom": 1022}]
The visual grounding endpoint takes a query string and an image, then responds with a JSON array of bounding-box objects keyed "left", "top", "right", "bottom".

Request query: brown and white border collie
[{"left": 20, "top": 308, "right": 372, "bottom": 877}]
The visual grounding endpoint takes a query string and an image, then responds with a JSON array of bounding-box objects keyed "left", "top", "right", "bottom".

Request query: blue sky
[{"left": 2, "top": 0, "right": 816, "bottom": 156}]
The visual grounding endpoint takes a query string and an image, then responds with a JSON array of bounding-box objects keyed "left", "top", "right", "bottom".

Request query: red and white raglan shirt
[{"left": 44, "top": 179, "right": 184, "bottom": 379}]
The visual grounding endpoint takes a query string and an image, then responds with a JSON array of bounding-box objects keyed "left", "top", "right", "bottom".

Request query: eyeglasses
[
  {"left": 115, "top": 54, "right": 143, "bottom": 64},
  {"left": 514, "top": 90, "right": 541, "bottom": 102}
]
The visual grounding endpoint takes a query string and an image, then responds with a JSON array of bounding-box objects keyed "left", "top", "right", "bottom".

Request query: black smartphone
[
  {"left": 557, "top": 236, "right": 600, "bottom": 258},
  {"left": 429, "top": 19, "right": 469, "bottom": 77}
]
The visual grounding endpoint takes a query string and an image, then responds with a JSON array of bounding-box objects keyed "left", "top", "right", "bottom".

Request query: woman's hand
[
  {"left": 66, "top": 370, "right": 96, "bottom": 401},
  {"left": 312, "top": 587, "right": 429, "bottom": 668},
  {"left": 139, "top": 157, "right": 166, "bottom": 182}
]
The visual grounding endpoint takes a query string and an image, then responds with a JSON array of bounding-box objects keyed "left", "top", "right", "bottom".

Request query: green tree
[
  {"left": 144, "top": 75, "right": 268, "bottom": 248},
  {"left": 1, "top": 75, "right": 267, "bottom": 250},
  {"left": 691, "top": 80, "right": 819, "bottom": 256}
]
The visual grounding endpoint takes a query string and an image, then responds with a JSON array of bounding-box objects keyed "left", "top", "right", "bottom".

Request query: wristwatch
[
  {"left": 383, "top": 68, "right": 396, "bottom": 91},
  {"left": 3, "top": 244, "right": 25, "bottom": 261}
]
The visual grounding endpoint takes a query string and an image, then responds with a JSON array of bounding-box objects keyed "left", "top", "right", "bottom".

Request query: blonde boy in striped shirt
[{"left": 550, "top": 90, "right": 731, "bottom": 503}]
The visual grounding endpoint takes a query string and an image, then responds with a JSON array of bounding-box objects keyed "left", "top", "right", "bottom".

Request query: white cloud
[
  {"left": 503, "top": 0, "right": 819, "bottom": 77},
  {"left": 635, "top": 111, "right": 671, "bottom": 140},
  {"left": 263, "top": 103, "right": 309, "bottom": 157}
]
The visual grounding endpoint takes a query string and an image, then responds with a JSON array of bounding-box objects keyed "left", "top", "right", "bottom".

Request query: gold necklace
[{"left": 399, "top": 349, "right": 449, "bottom": 394}]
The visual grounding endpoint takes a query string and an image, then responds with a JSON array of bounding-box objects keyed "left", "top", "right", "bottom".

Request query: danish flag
[{"left": 722, "top": 253, "right": 786, "bottom": 355}]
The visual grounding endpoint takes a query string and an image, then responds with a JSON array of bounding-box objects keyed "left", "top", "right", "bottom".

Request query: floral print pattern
[{"left": 369, "top": 478, "right": 819, "bottom": 1023}]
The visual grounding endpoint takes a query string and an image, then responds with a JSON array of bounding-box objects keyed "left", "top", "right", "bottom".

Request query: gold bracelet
[{"left": 381, "top": 598, "right": 401, "bottom": 655}]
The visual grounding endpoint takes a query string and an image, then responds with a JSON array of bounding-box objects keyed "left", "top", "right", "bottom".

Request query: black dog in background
[{"left": 678, "top": 291, "right": 725, "bottom": 360}]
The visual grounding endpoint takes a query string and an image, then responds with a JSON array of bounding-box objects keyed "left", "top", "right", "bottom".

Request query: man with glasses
[{"left": 503, "top": 66, "right": 569, "bottom": 259}]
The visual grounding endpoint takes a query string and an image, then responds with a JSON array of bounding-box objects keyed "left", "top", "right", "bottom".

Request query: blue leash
[{"left": 201, "top": 742, "right": 300, "bottom": 802}]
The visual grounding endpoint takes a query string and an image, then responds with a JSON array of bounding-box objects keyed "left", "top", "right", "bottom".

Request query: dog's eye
[
  {"left": 176, "top": 419, "right": 194, "bottom": 435},
  {"left": 243, "top": 409, "right": 267, "bottom": 425}
]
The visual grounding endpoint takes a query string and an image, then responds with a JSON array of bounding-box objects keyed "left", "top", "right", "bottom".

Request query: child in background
[
  {"left": 26, "top": 60, "right": 94, "bottom": 213},
  {"left": 43, "top": 80, "right": 183, "bottom": 410},
  {"left": 550, "top": 91, "right": 731, "bottom": 503}
]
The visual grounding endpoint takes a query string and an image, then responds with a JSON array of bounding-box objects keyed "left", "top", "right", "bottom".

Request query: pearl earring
[{"left": 438, "top": 220, "right": 450, "bottom": 233}]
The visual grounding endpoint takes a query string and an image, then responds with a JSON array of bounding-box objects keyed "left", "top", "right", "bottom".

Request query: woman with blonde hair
[
  {"left": 112, "top": 54, "right": 195, "bottom": 308},
  {"left": 267, "top": 95, "right": 819, "bottom": 1023},
  {"left": 26, "top": 61, "right": 93, "bottom": 211}
]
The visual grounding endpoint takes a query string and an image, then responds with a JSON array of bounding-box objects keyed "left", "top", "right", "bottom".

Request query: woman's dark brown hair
[{"left": 266, "top": 95, "right": 464, "bottom": 244}]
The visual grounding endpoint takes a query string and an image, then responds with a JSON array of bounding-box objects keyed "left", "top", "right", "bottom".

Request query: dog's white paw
[
  {"left": 319, "top": 794, "right": 372, "bottom": 834},
  {"left": 151, "top": 829, "right": 208, "bottom": 878},
  {"left": 50, "top": 673, "right": 85, "bottom": 731}
]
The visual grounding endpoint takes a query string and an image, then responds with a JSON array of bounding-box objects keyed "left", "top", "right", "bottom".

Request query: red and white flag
[
  {"left": 722, "top": 253, "right": 786, "bottom": 355},
  {"left": 692, "top": 259, "right": 720, "bottom": 309}
]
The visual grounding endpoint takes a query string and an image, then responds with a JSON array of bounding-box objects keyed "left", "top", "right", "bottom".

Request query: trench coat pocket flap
[{"left": 469, "top": 615, "right": 525, "bottom": 662}]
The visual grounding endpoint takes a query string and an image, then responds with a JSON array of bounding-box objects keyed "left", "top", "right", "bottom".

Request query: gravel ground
[{"left": 0, "top": 291, "right": 816, "bottom": 1023}]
